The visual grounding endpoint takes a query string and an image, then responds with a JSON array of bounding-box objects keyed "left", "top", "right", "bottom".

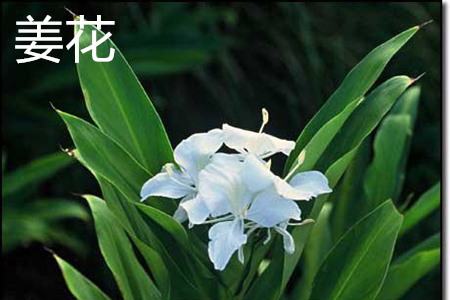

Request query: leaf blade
[
  {"left": 74, "top": 19, "right": 173, "bottom": 174},
  {"left": 54, "top": 254, "right": 113, "bottom": 300},
  {"left": 85, "top": 195, "right": 162, "bottom": 300},
  {"left": 309, "top": 200, "right": 403, "bottom": 300},
  {"left": 285, "top": 25, "right": 420, "bottom": 174}
]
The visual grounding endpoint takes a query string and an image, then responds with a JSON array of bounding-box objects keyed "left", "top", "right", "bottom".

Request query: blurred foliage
[
  {"left": 2, "top": 2, "right": 440, "bottom": 300},
  {"left": 2, "top": 151, "right": 88, "bottom": 254}
]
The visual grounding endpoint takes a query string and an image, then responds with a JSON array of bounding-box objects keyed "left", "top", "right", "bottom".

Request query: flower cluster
[{"left": 140, "top": 109, "right": 332, "bottom": 270}]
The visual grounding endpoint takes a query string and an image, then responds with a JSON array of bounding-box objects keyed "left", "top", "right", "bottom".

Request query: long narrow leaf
[
  {"left": 309, "top": 200, "right": 403, "bottom": 300},
  {"left": 85, "top": 195, "right": 162, "bottom": 300},
  {"left": 55, "top": 254, "right": 113, "bottom": 300},
  {"left": 363, "top": 115, "right": 411, "bottom": 212},
  {"left": 400, "top": 182, "right": 441, "bottom": 235},
  {"left": 285, "top": 25, "right": 420, "bottom": 174},
  {"left": 74, "top": 17, "right": 173, "bottom": 174},
  {"left": 57, "top": 110, "right": 151, "bottom": 202},
  {"left": 376, "top": 233, "right": 440, "bottom": 300}
]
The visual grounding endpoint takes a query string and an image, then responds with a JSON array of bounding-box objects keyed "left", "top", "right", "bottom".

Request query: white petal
[
  {"left": 198, "top": 154, "right": 250, "bottom": 216},
  {"left": 247, "top": 190, "right": 301, "bottom": 227},
  {"left": 257, "top": 133, "right": 296, "bottom": 157},
  {"left": 273, "top": 177, "right": 316, "bottom": 201},
  {"left": 241, "top": 154, "right": 275, "bottom": 193},
  {"left": 140, "top": 165, "right": 194, "bottom": 200},
  {"left": 180, "top": 195, "right": 210, "bottom": 224},
  {"left": 174, "top": 128, "right": 223, "bottom": 183},
  {"left": 222, "top": 124, "right": 295, "bottom": 157},
  {"left": 208, "top": 219, "right": 247, "bottom": 270},
  {"left": 172, "top": 196, "right": 191, "bottom": 223},
  {"left": 222, "top": 124, "right": 259, "bottom": 154},
  {"left": 289, "top": 171, "right": 332, "bottom": 199},
  {"left": 274, "top": 224, "right": 295, "bottom": 254}
]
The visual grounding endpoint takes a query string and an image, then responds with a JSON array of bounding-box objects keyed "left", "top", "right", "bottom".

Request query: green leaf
[
  {"left": 74, "top": 18, "right": 173, "bottom": 174},
  {"left": 315, "top": 76, "right": 414, "bottom": 172},
  {"left": 247, "top": 76, "right": 413, "bottom": 299},
  {"left": 400, "top": 182, "right": 441, "bottom": 236},
  {"left": 309, "top": 200, "right": 403, "bottom": 300},
  {"left": 54, "top": 254, "right": 112, "bottom": 300},
  {"left": 280, "top": 76, "right": 412, "bottom": 292},
  {"left": 129, "top": 235, "right": 171, "bottom": 300},
  {"left": 57, "top": 110, "right": 151, "bottom": 202},
  {"left": 376, "top": 234, "right": 440, "bottom": 300},
  {"left": 94, "top": 173, "right": 208, "bottom": 300},
  {"left": 135, "top": 203, "right": 190, "bottom": 250},
  {"left": 30, "top": 198, "right": 89, "bottom": 222},
  {"left": 389, "top": 86, "right": 421, "bottom": 200},
  {"left": 363, "top": 115, "right": 411, "bottom": 212},
  {"left": 286, "top": 97, "right": 362, "bottom": 177},
  {"left": 285, "top": 25, "right": 420, "bottom": 174},
  {"left": 330, "top": 140, "right": 370, "bottom": 242},
  {"left": 2, "top": 152, "right": 73, "bottom": 199},
  {"left": 291, "top": 203, "right": 333, "bottom": 300},
  {"left": 245, "top": 237, "right": 286, "bottom": 300},
  {"left": 396, "top": 232, "right": 440, "bottom": 264},
  {"left": 85, "top": 195, "right": 162, "bottom": 300},
  {"left": 71, "top": 152, "right": 205, "bottom": 300}
]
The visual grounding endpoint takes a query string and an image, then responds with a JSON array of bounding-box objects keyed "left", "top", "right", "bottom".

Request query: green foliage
[
  {"left": 376, "top": 233, "right": 440, "bottom": 300},
  {"left": 3, "top": 152, "right": 73, "bottom": 199},
  {"left": 85, "top": 196, "right": 161, "bottom": 300},
  {"left": 55, "top": 18, "right": 439, "bottom": 300},
  {"left": 401, "top": 182, "right": 441, "bottom": 235},
  {"left": 2, "top": 152, "right": 88, "bottom": 254},
  {"left": 74, "top": 19, "right": 174, "bottom": 174},
  {"left": 285, "top": 25, "right": 419, "bottom": 174},
  {"left": 309, "top": 200, "right": 403, "bottom": 300},
  {"left": 55, "top": 255, "right": 113, "bottom": 300}
]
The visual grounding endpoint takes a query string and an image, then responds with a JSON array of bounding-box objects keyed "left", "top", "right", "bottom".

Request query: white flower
[
  {"left": 140, "top": 129, "right": 223, "bottom": 222},
  {"left": 192, "top": 153, "right": 331, "bottom": 270},
  {"left": 139, "top": 108, "right": 333, "bottom": 271},
  {"left": 222, "top": 109, "right": 295, "bottom": 159}
]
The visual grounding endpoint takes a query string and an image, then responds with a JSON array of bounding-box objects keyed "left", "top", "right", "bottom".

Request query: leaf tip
[
  {"left": 409, "top": 72, "right": 426, "bottom": 85},
  {"left": 43, "top": 246, "right": 56, "bottom": 255},
  {"left": 418, "top": 20, "right": 434, "bottom": 30},
  {"left": 64, "top": 6, "right": 77, "bottom": 18}
]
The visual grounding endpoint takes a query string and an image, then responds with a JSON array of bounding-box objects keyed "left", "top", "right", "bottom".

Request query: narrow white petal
[
  {"left": 275, "top": 224, "right": 295, "bottom": 254},
  {"left": 140, "top": 166, "right": 194, "bottom": 200},
  {"left": 173, "top": 206, "right": 188, "bottom": 223},
  {"left": 172, "top": 196, "right": 191, "bottom": 223},
  {"left": 223, "top": 124, "right": 294, "bottom": 157},
  {"left": 180, "top": 196, "right": 210, "bottom": 224},
  {"left": 174, "top": 128, "right": 223, "bottom": 183},
  {"left": 208, "top": 219, "right": 247, "bottom": 270},
  {"left": 289, "top": 171, "right": 332, "bottom": 199},
  {"left": 247, "top": 190, "right": 301, "bottom": 227}
]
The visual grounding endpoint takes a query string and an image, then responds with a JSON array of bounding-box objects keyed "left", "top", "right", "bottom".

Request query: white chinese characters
[
  {"left": 141, "top": 109, "right": 332, "bottom": 271},
  {"left": 16, "top": 14, "right": 115, "bottom": 64}
]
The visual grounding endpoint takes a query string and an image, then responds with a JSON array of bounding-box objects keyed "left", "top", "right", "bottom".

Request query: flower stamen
[{"left": 259, "top": 108, "right": 269, "bottom": 133}]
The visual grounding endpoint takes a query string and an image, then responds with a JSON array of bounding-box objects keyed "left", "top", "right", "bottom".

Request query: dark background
[{"left": 2, "top": 2, "right": 441, "bottom": 300}]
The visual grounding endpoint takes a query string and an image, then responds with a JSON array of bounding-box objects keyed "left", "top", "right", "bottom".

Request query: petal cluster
[{"left": 141, "top": 110, "right": 332, "bottom": 271}]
